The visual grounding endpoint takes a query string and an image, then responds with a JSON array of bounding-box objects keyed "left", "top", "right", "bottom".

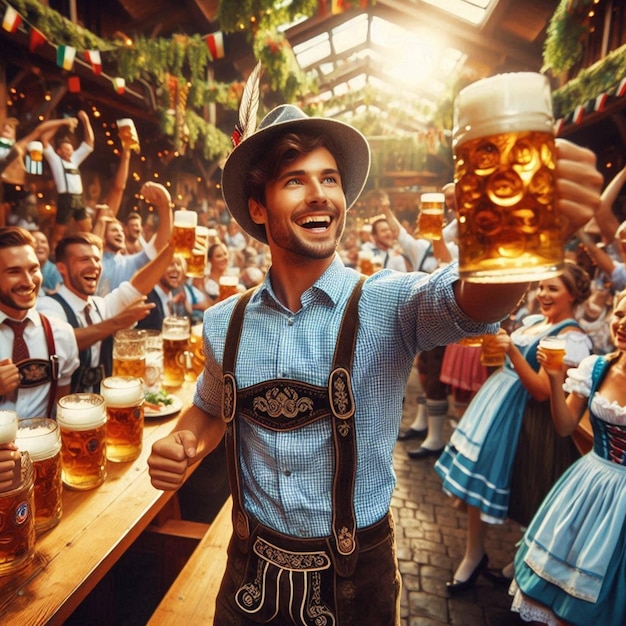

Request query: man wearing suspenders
[
  {"left": 148, "top": 103, "right": 602, "bottom": 625},
  {"left": 0, "top": 227, "right": 79, "bottom": 418}
]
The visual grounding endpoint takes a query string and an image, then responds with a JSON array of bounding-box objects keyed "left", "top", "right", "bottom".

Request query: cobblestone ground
[{"left": 394, "top": 366, "right": 526, "bottom": 626}]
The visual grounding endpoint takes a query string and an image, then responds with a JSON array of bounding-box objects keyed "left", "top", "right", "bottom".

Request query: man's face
[
  {"left": 57, "top": 243, "right": 102, "bottom": 298},
  {"left": 105, "top": 222, "right": 125, "bottom": 252},
  {"left": 125, "top": 216, "right": 142, "bottom": 242},
  {"left": 250, "top": 146, "right": 347, "bottom": 260},
  {"left": 32, "top": 232, "right": 50, "bottom": 265},
  {"left": 0, "top": 122, "right": 16, "bottom": 142},
  {"left": 0, "top": 245, "right": 42, "bottom": 317},
  {"left": 372, "top": 220, "right": 394, "bottom": 250},
  {"left": 159, "top": 258, "right": 184, "bottom": 292},
  {"left": 57, "top": 141, "right": 74, "bottom": 161}
]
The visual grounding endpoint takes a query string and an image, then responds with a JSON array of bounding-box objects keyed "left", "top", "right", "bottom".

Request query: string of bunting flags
[
  {"left": 553, "top": 76, "right": 626, "bottom": 136},
  {"left": 1, "top": 1, "right": 225, "bottom": 97}
]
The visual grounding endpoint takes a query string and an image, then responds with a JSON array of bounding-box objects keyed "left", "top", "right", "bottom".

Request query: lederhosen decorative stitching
[
  {"left": 221, "top": 277, "right": 366, "bottom": 622},
  {"left": 11, "top": 315, "right": 59, "bottom": 417}
]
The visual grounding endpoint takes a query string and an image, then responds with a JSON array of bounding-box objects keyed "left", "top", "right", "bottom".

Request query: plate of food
[{"left": 144, "top": 389, "right": 183, "bottom": 418}]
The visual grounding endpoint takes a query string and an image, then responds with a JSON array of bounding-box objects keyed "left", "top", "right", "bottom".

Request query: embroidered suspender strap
[
  {"left": 222, "top": 288, "right": 257, "bottom": 542},
  {"left": 39, "top": 314, "right": 59, "bottom": 418},
  {"left": 328, "top": 274, "right": 365, "bottom": 577}
]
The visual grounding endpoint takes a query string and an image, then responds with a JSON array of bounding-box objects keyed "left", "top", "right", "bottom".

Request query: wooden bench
[{"left": 147, "top": 497, "right": 233, "bottom": 624}]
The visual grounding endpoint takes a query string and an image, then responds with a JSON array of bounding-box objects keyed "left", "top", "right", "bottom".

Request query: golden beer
[
  {"left": 173, "top": 210, "right": 198, "bottom": 258},
  {"left": 0, "top": 456, "right": 35, "bottom": 575},
  {"left": 56, "top": 394, "right": 107, "bottom": 491},
  {"left": 185, "top": 324, "right": 204, "bottom": 382},
  {"left": 539, "top": 336, "right": 566, "bottom": 370},
  {"left": 453, "top": 72, "right": 562, "bottom": 283},
  {"left": 186, "top": 247, "right": 207, "bottom": 278},
  {"left": 116, "top": 118, "right": 140, "bottom": 153},
  {"left": 27, "top": 140, "right": 43, "bottom": 162},
  {"left": 416, "top": 193, "right": 445, "bottom": 240},
  {"left": 112, "top": 356, "right": 146, "bottom": 379},
  {"left": 480, "top": 333, "right": 506, "bottom": 367},
  {"left": 15, "top": 418, "right": 63, "bottom": 534},
  {"left": 113, "top": 329, "right": 146, "bottom": 379},
  {"left": 144, "top": 330, "right": 163, "bottom": 392},
  {"left": 218, "top": 275, "right": 239, "bottom": 302},
  {"left": 101, "top": 377, "right": 144, "bottom": 463},
  {"left": 162, "top": 336, "right": 189, "bottom": 388},
  {"left": 457, "top": 335, "right": 483, "bottom": 348},
  {"left": 358, "top": 251, "right": 374, "bottom": 276}
]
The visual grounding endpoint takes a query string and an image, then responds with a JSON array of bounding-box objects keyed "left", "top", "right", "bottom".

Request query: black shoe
[
  {"left": 397, "top": 427, "right": 427, "bottom": 441},
  {"left": 446, "top": 554, "right": 489, "bottom": 595},
  {"left": 483, "top": 567, "right": 513, "bottom": 587},
  {"left": 407, "top": 445, "right": 444, "bottom": 460}
]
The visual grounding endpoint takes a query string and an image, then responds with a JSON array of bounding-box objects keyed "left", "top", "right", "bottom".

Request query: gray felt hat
[{"left": 221, "top": 104, "right": 371, "bottom": 243}]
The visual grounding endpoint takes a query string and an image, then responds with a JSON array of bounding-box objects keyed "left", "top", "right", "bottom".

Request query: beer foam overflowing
[
  {"left": 57, "top": 394, "right": 107, "bottom": 430},
  {"left": 101, "top": 376, "right": 144, "bottom": 408},
  {"left": 453, "top": 72, "right": 553, "bottom": 146},
  {"left": 16, "top": 421, "right": 61, "bottom": 461},
  {"left": 0, "top": 410, "right": 18, "bottom": 444}
]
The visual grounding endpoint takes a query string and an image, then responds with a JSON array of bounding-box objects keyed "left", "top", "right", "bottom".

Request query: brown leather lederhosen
[{"left": 219, "top": 277, "right": 397, "bottom": 624}]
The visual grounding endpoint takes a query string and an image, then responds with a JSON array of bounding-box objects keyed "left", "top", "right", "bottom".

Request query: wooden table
[{"left": 0, "top": 383, "right": 195, "bottom": 626}]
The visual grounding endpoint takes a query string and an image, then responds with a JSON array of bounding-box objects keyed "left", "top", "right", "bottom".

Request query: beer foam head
[
  {"left": 453, "top": 72, "right": 553, "bottom": 146},
  {"left": 57, "top": 393, "right": 106, "bottom": 430},
  {"left": 101, "top": 376, "right": 144, "bottom": 407},
  {"left": 0, "top": 410, "right": 18, "bottom": 444},
  {"left": 539, "top": 336, "right": 566, "bottom": 350},
  {"left": 16, "top": 418, "right": 61, "bottom": 461},
  {"left": 420, "top": 193, "right": 445, "bottom": 204},
  {"left": 174, "top": 210, "right": 197, "bottom": 228}
]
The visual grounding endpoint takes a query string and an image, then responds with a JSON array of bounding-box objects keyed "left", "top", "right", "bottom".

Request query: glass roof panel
[
  {"left": 421, "top": 0, "right": 494, "bottom": 26},
  {"left": 331, "top": 14, "right": 369, "bottom": 54}
]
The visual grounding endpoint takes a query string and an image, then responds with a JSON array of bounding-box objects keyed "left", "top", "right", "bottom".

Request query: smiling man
[
  {"left": 37, "top": 197, "right": 175, "bottom": 393},
  {"left": 147, "top": 103, "right": 603, "bottom": 625},
  {"left": 0, "top": 227, "right": 78, "bottom": 418}
]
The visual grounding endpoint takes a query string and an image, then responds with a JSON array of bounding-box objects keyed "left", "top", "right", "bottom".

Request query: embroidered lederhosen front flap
[{"left": 221, "top": 277, "right": 365, "bottom": 584}]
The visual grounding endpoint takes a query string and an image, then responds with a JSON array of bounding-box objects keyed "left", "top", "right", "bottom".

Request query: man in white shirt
[
  {"left": 37, "top": 224, "right": 175, "bottom": 393},
  {"left": 0, "top": 227, "right": 79, "bottom": 418}
]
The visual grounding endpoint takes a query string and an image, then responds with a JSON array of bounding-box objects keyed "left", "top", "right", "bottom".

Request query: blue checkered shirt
[{"left": 194, "top": 256, "right": 496, "bottom": 537}]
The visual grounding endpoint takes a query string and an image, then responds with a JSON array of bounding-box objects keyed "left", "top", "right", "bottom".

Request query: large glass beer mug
[
  {"left": 15, "top": 418, "right": 63, "bottom": 534},
  {"left": 453, "top": 72, "right": 562, "bottom": 283},
  {"left": 0, "top": 410, "right": 35, "bottom": 575},
  {"left": 113, "top": 328, "right": 146, "bottom": 379},
  {"left": 162, "top": 316, "right": 190, "bottom": 389},
  {"left": 101, "top": 376, "right": 145, "bottom": 463},
  {"left": 56, "top": 394, "right": 107, "bottom": 490},
  {"left": 173, "top": 210, "right": 198, "bottom": 259}
]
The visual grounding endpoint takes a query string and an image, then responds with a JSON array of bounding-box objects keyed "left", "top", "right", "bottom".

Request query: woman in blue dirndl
[
  {"left": 510, "top": 289, "right": 626, "bottom": 626},
  {"left": 434, "top": 262, "right": 592, "bottom": 592}
]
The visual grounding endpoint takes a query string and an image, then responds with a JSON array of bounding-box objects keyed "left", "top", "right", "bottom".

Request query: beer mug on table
[
  {"left": 416, "top": 193, "right": 445, "bottom": 240},
  {"left": 453, "top": 72, "right": 562, "bottom": 283},
  {"left": 143, "top": 329, "right": 163, "bottom": 392},
  {"left": 539, "top": 336, "right": 566, "bottom": 370},
  {"left": 162, "top": 316, "right": 190, "bottom": 389},
  {"left": 101, "top": 376, "right": 145, "bottom": 463},
  {"left": 0, "top": 451, "right": 35, "bottom": 576},
  {"left": 116, "top": 118, "right": 140, "bottom": 153},
  {"left": 113, "top": 328, "right": 146, "bottom": 379},
  {"left": 56, "top": 394, "right": 107, "bottom": 491},
  {"left": 186, "top": 226, "right": 209, "bottom": 278},
  {"left": 15, "top": 418, "right": 62, "bottom": 534},
  {"left": 185, "top": 324, "right": 204, "bottom": 383},
  {"left": 173, "top": 210, "right": 198, "bottom": 259}
]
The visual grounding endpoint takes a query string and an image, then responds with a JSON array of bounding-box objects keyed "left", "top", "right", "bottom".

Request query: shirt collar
[
  {"left": 254, "top": 254, "right": 354, "bottom": 309},
  {"left": 0, "top": 308, "right": 40, "bottom": 326},
  {"left": 58, "top": 284, "right": 90, "bottom": 310}
]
